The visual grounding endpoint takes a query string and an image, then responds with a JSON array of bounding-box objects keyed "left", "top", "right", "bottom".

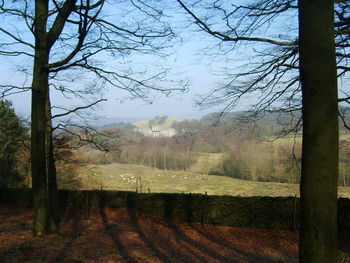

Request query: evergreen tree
[{"left": 0, "top": 100, "right": 28, "bottom": 187}]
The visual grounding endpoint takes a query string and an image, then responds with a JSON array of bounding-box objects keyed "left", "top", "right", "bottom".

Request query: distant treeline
[
  {"left": 5, "top": 108, "right": 350, "bottom": 188},
  {"left": 71, "top": 111, "right": 350, "bottom": 186}
]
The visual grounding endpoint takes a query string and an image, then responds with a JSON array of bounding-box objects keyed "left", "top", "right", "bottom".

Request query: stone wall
[{"left": 1, "top": 188, "right": 349, "bottom": 231}]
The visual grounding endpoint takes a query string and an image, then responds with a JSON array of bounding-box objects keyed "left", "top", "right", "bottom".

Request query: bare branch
[
  {"left": 0, "top": 28, "right": 34, "bottom": 49},
  {"left": 0, "top": 85, "right": 31, "bottom": 99},
  {"left": 52, "top": 98, "right": 106, "bottom": 119},
  {"left": 339, "top": 109, "right": 350, "bottom": 131},
  {"left": 177, "top": 0, "right": 297, "bottom": 46},
  {"left": 54, "top": 123, "right": 120, "bottom": 152},
  {"left": 47, "top": 0, "right": 77, "bottom": 48}
]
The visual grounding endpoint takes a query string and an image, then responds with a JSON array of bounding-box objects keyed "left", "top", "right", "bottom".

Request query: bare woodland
[{"left": 0, "top": 0, "right": 349, "bottom": 262}]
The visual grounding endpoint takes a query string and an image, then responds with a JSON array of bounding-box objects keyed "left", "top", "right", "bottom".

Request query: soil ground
[{"left": 0, "top": 204, "right": 349, "bottom": 263}]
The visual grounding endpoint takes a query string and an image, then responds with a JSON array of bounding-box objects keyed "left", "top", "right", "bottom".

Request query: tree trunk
[
  {"left": 31, "top": 0, "right": 58, "bottom": 235},
  {"left": 46, "top": 91, "right": 60, "bottom": 224},
  {"left": 298, "top": 0, "right": 338, "bottom": 262}
]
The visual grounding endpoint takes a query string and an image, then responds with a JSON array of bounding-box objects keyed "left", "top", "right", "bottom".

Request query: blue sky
[
  {"left": 3, "top": 38, "right": 222, "bottom": 120},
  {"left": 1, "top": 1, "right": 349, "bottom": 130},
  {"left": 0, "top": 1, "right": 227, "bottom": 121},
  {"left": 0, "top": 0, "right": 313, "bottom": 122}
]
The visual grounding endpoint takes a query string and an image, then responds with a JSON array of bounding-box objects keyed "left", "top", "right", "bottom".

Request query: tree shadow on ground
[
  {"left": 99, "top": 193, "right": 136, "bottom": 262},
  {"left": 94, "top": 194, "right": 283, "bottom": 263},
  {"left": 126, "top": 195, "right": 196, "bottom": 262},
  {"left": 50, "top": 207, "right": 88, "bottom": 262},
  {"left": 188, "top": 221, "right": 296, "bottom": 262}
]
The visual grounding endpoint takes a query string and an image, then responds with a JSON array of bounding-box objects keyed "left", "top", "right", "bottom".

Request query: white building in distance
[{"left": 134, "top": 126, "right": 177, "bottom": 137}]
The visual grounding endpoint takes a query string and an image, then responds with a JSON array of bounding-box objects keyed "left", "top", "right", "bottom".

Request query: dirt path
[{"left": 0, "top": 204, "right": 349, "bottom": 262}]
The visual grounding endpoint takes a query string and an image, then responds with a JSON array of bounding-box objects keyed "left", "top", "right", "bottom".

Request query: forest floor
[{"left": 1, "top": 204, "right": 350, "bottom": 263}]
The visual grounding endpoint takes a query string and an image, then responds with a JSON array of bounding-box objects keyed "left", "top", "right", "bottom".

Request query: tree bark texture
[
  {"left": 31, "top": 0, "right": 58, "bottom": 235},
  {"left": 46, "top": 91, "right": 60, "bottom": 224},
  {"left": 298, "top": 0, "right": 339, "bottom": 262}
]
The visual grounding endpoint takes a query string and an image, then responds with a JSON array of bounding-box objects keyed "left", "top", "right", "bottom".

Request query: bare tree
[
  {"left": 177, "top": 0, "right": 346, "bottom": 261},
  {"left": 177, "top": 0, "right": 348, "bottom": 119},
  {"left": 0, "top": 0, "right": 186, "bottom": 235}
]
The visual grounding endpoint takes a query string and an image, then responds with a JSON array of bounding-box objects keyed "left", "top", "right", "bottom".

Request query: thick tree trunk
[
  {"left": 46, "top": 91, "right": 60, "bottom": 224},
  {"left": 31, "top": 60, "right": 58, "bottom": 235},
  {"left": 298, "top": 0, "right": 338, "bottom": 262},
  {"left": 31, "top": 0, "right": 58, "bottom": 235}
]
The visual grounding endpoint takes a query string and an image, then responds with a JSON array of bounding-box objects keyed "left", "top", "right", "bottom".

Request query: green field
[{"left": 74, "top": 163, "right": 350, "bottom": 198}]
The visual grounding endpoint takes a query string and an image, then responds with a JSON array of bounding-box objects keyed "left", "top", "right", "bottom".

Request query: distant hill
[
  {"left": 200, "top": 111, "right": 300, "bottom": 125},
  {"left": 200, "top": 108, "right": 350, "bottom": 134},
  {"left": 133, "top": 115, "right": 183, "bottom": 129},
  {"left": 88, "top": 117, "right": 151, "bottom": 127},
  {"left": 89, "top": 107, "right": 350, "bottom": 133}
]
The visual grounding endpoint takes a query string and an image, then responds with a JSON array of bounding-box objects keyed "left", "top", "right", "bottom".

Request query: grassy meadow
[{"left": 71, "top": 162, "right": 350, "bottom": 198}]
